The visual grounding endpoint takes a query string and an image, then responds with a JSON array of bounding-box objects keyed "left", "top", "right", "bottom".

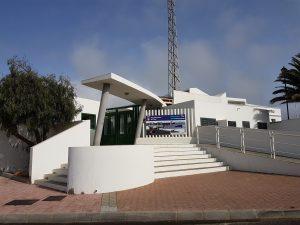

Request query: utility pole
[{"left": 167, "top": 0, "right": 180, "bottom": 97}]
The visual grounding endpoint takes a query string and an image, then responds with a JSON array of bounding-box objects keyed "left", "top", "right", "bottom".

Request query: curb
[{"left": 0, "top": 209, "right": 300, "bottom": 224}]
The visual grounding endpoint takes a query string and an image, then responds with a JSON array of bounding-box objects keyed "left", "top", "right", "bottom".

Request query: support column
[
  {"left": 93, "top": 83, "right": 110, "bottom": 146},
  {"left": 134, "top": 99, "right": 147, "bottom": 144}
]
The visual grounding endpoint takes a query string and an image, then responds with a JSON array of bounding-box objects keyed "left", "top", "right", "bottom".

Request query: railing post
[
  {"left": 216, "top": 126, "right": 220, "bottom": 149},
  {"left": 272, "top": 132, "right": 275, "bottom": 159},
  {"left": 196, "top": 126, "right": 199, "bottom": 145},
  {"left": 269, "top": 131, "right": 275, "bottom": 159},
  {"left": 240, "top": 128, "right": 246, "bottom": 153}
]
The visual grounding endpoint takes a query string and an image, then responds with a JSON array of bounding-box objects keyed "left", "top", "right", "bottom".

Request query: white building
[{"left": 168, "top": 88, "right": 281, "bottom": 129}]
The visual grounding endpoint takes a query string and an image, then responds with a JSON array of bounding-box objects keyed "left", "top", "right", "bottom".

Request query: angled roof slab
[{"left": 81, "top": 73, "right": 166, "bottom": 108}]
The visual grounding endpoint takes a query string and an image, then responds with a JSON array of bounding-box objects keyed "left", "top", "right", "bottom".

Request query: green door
[
  {"left": 101, "top": 105, "right": 139, "bottom": 145},
  {"left": 118, "top": 110, "right": 135, "bottom": 144}
]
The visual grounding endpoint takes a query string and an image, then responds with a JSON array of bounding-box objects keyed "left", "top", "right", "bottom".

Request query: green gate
[{"left": 101, "top": 105, "right": 139, "bottom": 145}]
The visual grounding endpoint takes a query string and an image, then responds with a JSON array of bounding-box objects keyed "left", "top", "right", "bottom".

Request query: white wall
[
  {"left": 204, "top": 145, "right": 300, "bottom": 177},
  {"left": 74, "top": 97, "right": 100, "bottom": 121},
  {"left": 269, "top": 118, "right": 300, "bottom": 132},
  {"left": 68, "top": 145, "right": 154, "bottom": 194},
  {"left": 136, "top": 137, "right": 195, "bottom": 144},
  {"left": 0, "top": 131, "right": 29, "bottom": 173},
  {"left": 29, "top": 120, "right": 90, "bottom": 183}
]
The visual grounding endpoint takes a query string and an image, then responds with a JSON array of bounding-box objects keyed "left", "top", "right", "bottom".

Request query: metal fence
[
  {"left": 141, "top": 108, "right": 195, "bottom": 138},
  {"left": 196, "top": 125, "right": 300, "bottom": 159}
]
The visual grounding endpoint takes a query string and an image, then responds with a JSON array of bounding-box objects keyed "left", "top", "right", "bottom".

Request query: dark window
[
  {"left": 271, "top": 119, "right": 276, "bottom": 122},
  {"left": 200, "top": 118, "right": 217, "bottom": 126},
  {"left": 242, "top": 121, "right": 250, "bottom": 128},
  {"left": 81, "top": 113, "right": 96, "bottom": 130},
  {"left": 257, "top": 122, "right": 267, "bottom": 129},
  {"left": 228, "top": 121, "right": 236, "bottom": 127}
]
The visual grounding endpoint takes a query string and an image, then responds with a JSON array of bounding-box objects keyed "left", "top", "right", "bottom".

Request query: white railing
[
  {"left": 141, "top": 108, "right": 195, "bottom": 138},
  {"left": 197, "top": 125, "right": 300, "bottom": 159}
]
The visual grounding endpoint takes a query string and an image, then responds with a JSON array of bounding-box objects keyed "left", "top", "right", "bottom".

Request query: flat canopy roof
[{"left": 81, "top": 73, "right": 166, "bottom": 108}]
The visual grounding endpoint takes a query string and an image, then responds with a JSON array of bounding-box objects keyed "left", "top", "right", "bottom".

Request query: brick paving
[
  {"left": 117, "top": 171, "right": 300, "bottom": 211},
  {"left": 0, "top": 177, "right": 101, "bottom": 214},
  {"left": 1, "top": 171, "right": 300, "bottom": 214}
]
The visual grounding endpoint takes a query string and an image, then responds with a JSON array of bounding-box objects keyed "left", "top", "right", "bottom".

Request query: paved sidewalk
[
  {"left": 1, "top": 171, "right": 300, "bottom": 223},
  {"left": 0, "top": 177, "right": 101, "bottom": 214},
  {"left": 117, "top": 171, "right": 300, "bottom": 211}
]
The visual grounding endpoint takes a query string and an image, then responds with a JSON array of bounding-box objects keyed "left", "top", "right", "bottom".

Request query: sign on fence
[{"left": 145, "top": 114, "right": 186, "bottom": 135}]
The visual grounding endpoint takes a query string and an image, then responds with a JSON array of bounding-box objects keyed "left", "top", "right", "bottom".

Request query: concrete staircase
[
  {"left": 35, "top": 163, "right": 68, "bottom": 192},
  {"left": 154, "top": 144, "right": 228, "bottom": 179},
  {"left": 34, "top": 145, "right": 228, "bottom": 192}
]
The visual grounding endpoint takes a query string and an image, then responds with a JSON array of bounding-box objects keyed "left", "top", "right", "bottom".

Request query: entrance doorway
[{"left": 101, "top": 105, "right": 139, "bottom": 145}]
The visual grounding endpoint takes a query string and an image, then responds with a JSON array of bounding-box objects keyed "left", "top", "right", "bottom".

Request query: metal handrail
[{"left": 197, "top": 125, "right": 300, "bottom": 160}]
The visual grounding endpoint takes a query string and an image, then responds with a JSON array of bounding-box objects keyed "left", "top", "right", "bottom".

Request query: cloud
[
  {"left": 71, "top": 39, "right": 108, "bottom": 77},
  {"left": 181, "top": 40, "right": 223, "bottom": 94}
]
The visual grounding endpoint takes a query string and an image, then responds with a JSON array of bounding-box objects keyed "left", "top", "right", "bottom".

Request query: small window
[
  {"left": 81, "top": 113, "right": 96, "bottom": 129},
  {"left": 271, "top": 119, "right": 276, "bottom": 122},
  {"left": 257, "top": 122, "right": 267, "bottom": 129},
  {"left": 242, "top": 121, "right": 250, "bottom": 128},
  {"left": 228, "top": 121, "right": 236, "bottom": 127},
  {"left": 200, "top": 118, "right": 217, "bottom": 126}
]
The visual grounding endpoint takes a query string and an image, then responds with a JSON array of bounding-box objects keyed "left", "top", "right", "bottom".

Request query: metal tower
[{"left": 167, "top": 0, "right": 180, "bottom": 97}]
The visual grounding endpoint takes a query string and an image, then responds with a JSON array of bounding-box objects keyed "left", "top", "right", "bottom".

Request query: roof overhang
[{"left": 81, "top": 73, "right": 166, "bottom": 108}]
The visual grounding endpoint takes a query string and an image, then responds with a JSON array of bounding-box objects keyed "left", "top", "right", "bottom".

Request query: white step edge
[
  {"left": 154, "top": 158, "right": 217, "bottom": 166},
  {"left": 53, "top": 168, "right": 68, "bottom": 176},
  {"left": 61, "top": 163, "right": 68, "bottom": 169},
  {"left": 154, "top": 148, "right": 202, "bottom": 153},
  {"left": 153, "top": 145, "right": 197, "bottom": 148},
  {"left": 45, "top": 174, "right": 67, "bottom": 183},
  {"left": 154, "top": 147, "right": 200, "bottom": 151},
  {"left": 154, "top": 152, "right": 206, "bottom": 158},
  {"left": 155, "top": 166, "right": 229, "bottom": 179},
  {"left": 155, "top": 154, "right": 212, "bottom": 161},
  {"left": 35, "top": 179, "right": 67, "bottom": 192},
  {"left": 154, "top": 150, "right": 206, "bottom": 156},
  {"left": 155, "top": 162, "right": 224, "bottom": 172}
]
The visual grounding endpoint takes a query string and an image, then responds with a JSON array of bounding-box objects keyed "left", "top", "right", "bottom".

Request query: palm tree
[{"left": 271, "top": 54, "right": 300, "bottom": 119}]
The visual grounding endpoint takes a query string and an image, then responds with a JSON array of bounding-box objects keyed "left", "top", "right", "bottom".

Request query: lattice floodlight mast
[{"left": 168, "top": 0, "right": 180, "bottom": 97}]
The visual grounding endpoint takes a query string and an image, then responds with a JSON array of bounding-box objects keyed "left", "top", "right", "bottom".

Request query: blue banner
[{"left": 145, "top": 114, "right": 185, "bottom": 121}]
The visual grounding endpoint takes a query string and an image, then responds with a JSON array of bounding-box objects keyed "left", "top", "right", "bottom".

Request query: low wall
[
  {"left": 29, "top": 120, "right": 90, "bottom": 183},
  {"left": 68, "top": 145, "right": 154, "bottom": 194},
  {"left": 136, "top": 137, "right": 196, "bottom": 145},
  {"left": 203, "top": 145, "right": 300, "bottom": 177},
  {"left": 197, "top": 126, "right": 300, "bottom": 159},
  {"left": 269, "top": 118, "right": 300, "bottom": 132},
  {"left": 0, "top": 131, "right": 29, "bottom": 173}
]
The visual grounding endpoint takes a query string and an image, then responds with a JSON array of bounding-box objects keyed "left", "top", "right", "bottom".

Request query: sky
[{"left": 0, "top": 0, "right": 299, "bottom": 118}]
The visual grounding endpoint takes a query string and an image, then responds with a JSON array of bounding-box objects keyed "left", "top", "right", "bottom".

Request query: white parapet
[
  {"left": 29, "top": 120, "right": 90, "bottom": 184},
  {"left": 67, "top": 145, "right": 154, "bottom": 194}
]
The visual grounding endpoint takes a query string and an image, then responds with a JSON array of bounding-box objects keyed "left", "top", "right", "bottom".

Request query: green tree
[
  {"left": 0, "top": 57, "right": 81, "bottom": 147},
  {"left": 271, "top": 53, "right": 300, "bottom": 105}
]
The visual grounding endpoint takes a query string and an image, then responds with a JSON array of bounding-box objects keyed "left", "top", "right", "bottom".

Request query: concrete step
[
  {"left": 155, "top": 166, "right": 229, "bottom": 179},
  {"left": 35, "top": 179, "right": 67, "bottom": 192},
  {"left": 154, "top": 158, "right": 217, "bottom": 166},
  {"left": 53, "top": 168, "right": 68, "bottom": 176},
  {"left": 45, "top": 174, "right": 67, "bottom": 184},
  {"left": 154, "top": 150, "right": 205, "bottom": 156},
  {"left": 153, "top": 144, "right": 197, "bottom": 148},
  {"left": 61, "top": 163, "right": 68, "bottom": 169},
  {"left": 154, "top": 147, "right": 201, "bottom": 152},
  {"left": 155, "top": 154, "right": 212, "bottom": 161},
  {"left": 155, "top": 162, "right": 224, "bottom": 173}
]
